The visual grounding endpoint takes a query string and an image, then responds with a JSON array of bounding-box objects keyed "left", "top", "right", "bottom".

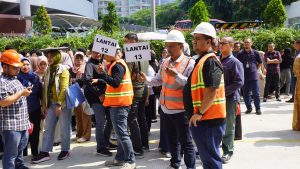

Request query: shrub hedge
[{"left": 0, "top": 28, "right": 299, "bottom": 58}]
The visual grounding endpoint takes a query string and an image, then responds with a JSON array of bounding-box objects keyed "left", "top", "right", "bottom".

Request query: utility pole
[
  {"left": 20, "top": 0, "right": 31, "bottom": 34},
  {"left": 150, "top": 0, "right": 156, "bottom": 32}
]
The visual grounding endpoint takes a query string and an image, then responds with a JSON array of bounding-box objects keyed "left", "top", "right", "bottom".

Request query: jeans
[
  {"left": 280, "top": 68, "right": 291, "bottom": 95},
  {"left": 104, "top": 107, "right": 113, "bottom": 146},
  {"left": 92, "top": 103, "right": 108, "bottom": 150},
  {"left": 110, "top": 107, "right": 135, "bottom": 163},
  {"left": 41, "top": 104, "right": 72, "bottom": 152},
  {"left": 164, "top": 111, "right": 196, "bottom": 169},
  {"left": 191, "top": 121, "right": 226, "bottom": 169},
  {"left": 243, "top": 80, "right": 261, "bottom": 110},
  {"left": 290, "top": 75, "right": 297, "bottom": 99},
  {"left": 158, "top": 107, "right": 169, "bottom": 152},
  {"left": 128, "top": 96, "right": 149, "bottom": 152},
  {"left": 222, "top": 99, "right": 237, "bottom": 155},
  {"left": 1, "top": 130, "right": 28, "bottom": 169},
  {"left": 264, "top": 73, "right": 280, "bottom": 99}
]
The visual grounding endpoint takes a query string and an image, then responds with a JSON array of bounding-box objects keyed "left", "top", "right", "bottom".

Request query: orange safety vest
[
  {"left": 103, "top": 59, "right": 134, "bottom": 107},
  {"left": 191, "top": 53, "right": 226, "bottom": 120},
  {"left": 160, "top": 55, "right": 191, "bottom": 110}
]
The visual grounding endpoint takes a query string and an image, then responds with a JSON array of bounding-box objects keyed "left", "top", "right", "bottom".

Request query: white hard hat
[
  {"left": 165, "top": 30, "right": 185, "bottom": 44},
  {"left": 191, "top": 22, "right": 216, "bottom": 39}
]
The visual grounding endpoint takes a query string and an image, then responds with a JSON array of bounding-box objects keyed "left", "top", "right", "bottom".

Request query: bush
[
  {"left": 218, "top": 28, "right": 299, "bottom": 52},
  {"left": 1, "top": 28, "right": 299, "bottom": 58}
]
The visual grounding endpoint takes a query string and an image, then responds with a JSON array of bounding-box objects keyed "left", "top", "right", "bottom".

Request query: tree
[
  {"left": 263, "top": 0, "right": 287, "bottom": 28},
  {"left": 101, "top": 2, "right": 120, "bottom": 33},
  {"left": 181, "top": 0, "right": 297, "bottom": 22},
  {"left": 189, "top": 0, "right": 210, "bottom": 26},
  {"left": 32, "top": 5, "right": 52, "bottom": 35},
  {"left": 129, "top": 1, "right": 186, "bottom": 28}
]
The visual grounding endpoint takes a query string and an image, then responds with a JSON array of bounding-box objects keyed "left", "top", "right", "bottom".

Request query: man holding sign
[
  {"left": 138, "top": 30, "right": 196, "bottom": 169},
  {"left": 124, "top": 33, "right": 150, "bottom": 158},
  {"left": 92, "top": 49, "right": 136, "bottom": 169}
]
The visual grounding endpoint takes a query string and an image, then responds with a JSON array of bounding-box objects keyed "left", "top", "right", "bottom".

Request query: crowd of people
[{"left": 0, "top": 22, "right": 300, "bottom": 169}]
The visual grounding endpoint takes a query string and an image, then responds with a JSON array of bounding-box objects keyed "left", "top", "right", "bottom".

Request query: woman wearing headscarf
[
  {"left": 32, "top": 50, "right": 71, "bottom": 163},
  {"left": 17, "top": 57, "right": 43, "bottom": 159},
  {"left": 70, "top": 51, "right": 91, "bottom": 143},
  {"left": 35, "top": 55, "right": 48, "bottom": 81}
]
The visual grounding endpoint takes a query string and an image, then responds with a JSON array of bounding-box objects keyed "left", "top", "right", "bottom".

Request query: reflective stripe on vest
[
  {"left": 160, "top": 55, "right": 191, "bottom": 110},
  {"left": 191, "top": 53, "right": 226, "bottom": 121},
  {"left": 103, "top": 59, "right": 133, "bottom": 107}
]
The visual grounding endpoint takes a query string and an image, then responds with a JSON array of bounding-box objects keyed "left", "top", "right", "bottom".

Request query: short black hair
[
  {"left": 36, "top": 50, "right": 43, "bottom": 56},
  {"left": 60, "top": 43, "right": 71, "bottom": 49},
  {"left": 202, "top": 34, "right": 213, "bottom": 45},
  {"left": 125, "top": 33, "right": 138, "bottom": 42},
  {"left": 77, "top": 47, "right": 86, "bottom": 54},
  {"left": 20, "top": 50, "right": 27, "bottom": 57},
  {"left": 30, "top": 49, "right": 37, "bottom": 55},
  {"left": 268, "top": 42, "right": 275, "bottom": 45},
  {"left": 4, "top": 45, "right": 14, "bottom": 50},
  {"left": 88, "top": 43, "right": 93, "bottom": 51}
]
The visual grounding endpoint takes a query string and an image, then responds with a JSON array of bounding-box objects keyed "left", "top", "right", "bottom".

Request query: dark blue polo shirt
[{"left": 236, "top": 49, "right": 262, "bottom": 81}]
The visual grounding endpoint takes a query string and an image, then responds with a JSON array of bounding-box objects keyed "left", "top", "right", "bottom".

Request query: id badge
[{"left": 246, "top": 62, "right": 250, "bottom": 68}]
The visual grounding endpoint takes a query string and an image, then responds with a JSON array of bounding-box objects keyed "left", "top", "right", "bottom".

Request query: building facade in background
[
  {"left": 285, "top": 0, "right": 300, "bottom": 27},
  {"left": 99, "top": 0, "right": 176, "bottom": 17},
  {"left": 0, "top": 0, "right": 99, "bottom": 34},
  {"left": 155, "top": 0, "right": 176, "bottom": 6}
]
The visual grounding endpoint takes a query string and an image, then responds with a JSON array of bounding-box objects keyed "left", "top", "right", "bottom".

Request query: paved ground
[{"left": 1, "top": 98, "right": 300, "bottom": 169}]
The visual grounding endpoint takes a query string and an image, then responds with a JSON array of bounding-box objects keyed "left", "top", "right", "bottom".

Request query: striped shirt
[{"left": 0, "top": 74, "right": 30, "bottom": 131}]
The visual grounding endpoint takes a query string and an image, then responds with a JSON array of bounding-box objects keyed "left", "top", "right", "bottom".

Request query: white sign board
[
  {"left": 124, "top": 42, "right": 151, "bottom": 62},
  {"left": 92, "top": 34, "right": 118, "bottom": 57}
]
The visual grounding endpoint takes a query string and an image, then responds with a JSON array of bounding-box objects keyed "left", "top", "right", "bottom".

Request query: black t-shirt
[{"left": 183, "top": 51, "right": 224, "bottom": 125}]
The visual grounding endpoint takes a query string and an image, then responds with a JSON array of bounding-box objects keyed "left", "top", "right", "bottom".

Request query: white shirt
[
  {"left": 147, "top": 66, "right": 156, "bottom": 95},
  {"left": 145, "top": 53, "right": 195, "bottom": 114}
]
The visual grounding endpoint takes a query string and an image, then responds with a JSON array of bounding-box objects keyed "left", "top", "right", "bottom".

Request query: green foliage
[
  {"left": 181, "top": 0, "right": 297, "bottom": 22},
  {"left": 218, "top": 28, "right": 299, "bottom": 52},
  {"left": 0, "top": 30, "right": 164, "bottom": 60},
  {"left": 129, "top": 1, "right": 186, "bottom": 28},
  {"left": 102, "top": 2, "right": 120, "bottom": 33},
  {"left": 189, "top": 0, "right": 210, "bottom": 26},
  {"left": 263, "top": 0, "right": 287, "bottom": 28},
  {"left": 32, "top": 5, "right": 52, "bottom": 35}
]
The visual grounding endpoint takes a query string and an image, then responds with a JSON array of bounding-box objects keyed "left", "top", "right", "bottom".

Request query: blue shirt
[
  {"left": 221, "top": 54, "right": 244, "bottom": 101},
  {"left": 237, "top": 49, "right": 262, "bottom": 81},
  {"left": 0, "top": 74, "right": 30, "bottom": 131}
]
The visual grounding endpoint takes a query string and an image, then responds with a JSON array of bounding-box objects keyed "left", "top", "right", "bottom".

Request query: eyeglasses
[{"left": 219, "top": 42, "right": 229, "bottom": 45}]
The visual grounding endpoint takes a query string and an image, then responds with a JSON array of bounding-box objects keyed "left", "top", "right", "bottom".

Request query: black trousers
[
  {"left": 128, "top": 94, "right": 149, "bottom": 152},
  {"left": 145, "top": 94, "right": 156, "bottom": 132},
  {"left": 264, "top": 73, "right": 280, "bottom": 99},
  {"left": 24, "top": 109, "right": 41, "bottom": 156},
  {"left": 235, "top": 114, "right": 242, "bottom": 140}
]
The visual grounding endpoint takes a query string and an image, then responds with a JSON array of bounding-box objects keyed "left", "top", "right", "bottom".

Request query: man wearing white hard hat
[
  {"left": 138, "top": 30, "right": 196, "bottom": 169},
  {"left": 183, "top": 22, "right": 226, "bottom": 169}
]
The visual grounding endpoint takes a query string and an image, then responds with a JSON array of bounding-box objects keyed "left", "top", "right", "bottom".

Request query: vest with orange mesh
[
  {"left": 191, "top": 53, "right": 226, "bottom": 120},
  {"left": 103, "top": 59, "right": 134, "bottom": 107},
  {"left": 160, "top": 55, "right": 191, "bottom": 110}
]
